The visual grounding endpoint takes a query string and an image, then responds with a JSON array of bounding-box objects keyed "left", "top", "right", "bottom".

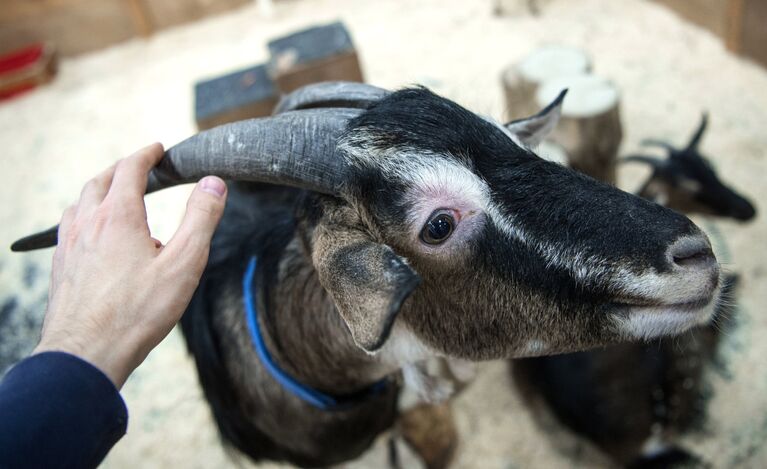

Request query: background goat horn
[
  {"left": 686, "top": 112, "right": 709, "bottom": 151},
  {"left": 640, "top": 139, "right": 676, "bottom": 152},
  {"left": 621, "top": 154, "right": 666, "bottom": 168},
  {"left": 11, "top": 108, "right": 362, "bottom": 252},
  {"left": 273, "top": 81, "right": 390, "bottom": 114}
]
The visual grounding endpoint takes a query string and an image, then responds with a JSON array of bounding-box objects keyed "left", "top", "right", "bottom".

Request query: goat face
[
  {"left": 629, "top": 114, "right": 756, "bottom": 221},
  {"left": 639, "top": 151, "right": 756, "bottom": 221},
  {"left": 314, "top": 88, "right": 721, "bottom": 360}
]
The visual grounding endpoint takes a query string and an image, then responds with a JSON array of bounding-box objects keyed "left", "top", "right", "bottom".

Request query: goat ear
[
  {"left": 313, "top": 211, "right": 420, "bottom": 353},
  {"left": 504, "top": 89, "right": 566, "bottom": 148}
]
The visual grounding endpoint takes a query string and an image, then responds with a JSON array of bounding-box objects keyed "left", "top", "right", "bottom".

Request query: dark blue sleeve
[{"left": 0, "top": 352, "right": 128, "bottom": 469}]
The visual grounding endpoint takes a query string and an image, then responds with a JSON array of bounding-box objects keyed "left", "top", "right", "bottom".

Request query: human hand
[{"left": 33, "top": 143, "right": 227, "bottom": 388}]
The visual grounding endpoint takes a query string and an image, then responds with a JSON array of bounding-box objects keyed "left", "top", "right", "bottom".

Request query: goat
[
  {"left": 626, "top": 114, "right": 755, "bottom": 221},
  {"left": 12, "top": 82, "right": 723, "bottom": 467},
  {"left": 511, "top": 114, "right": 756, "bottom": 468}
]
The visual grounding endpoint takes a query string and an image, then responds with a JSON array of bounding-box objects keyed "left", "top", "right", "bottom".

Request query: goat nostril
[
  {"left": 668, "top": 237, "right": 716, "bottom": 269},
  {"left": 673, "top": 248, "right": 714, "bottom": 267}
]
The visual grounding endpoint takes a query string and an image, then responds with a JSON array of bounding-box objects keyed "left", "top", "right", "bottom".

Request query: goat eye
[{"left": 421, "top": 212, "right": 455, "bottom": 245}]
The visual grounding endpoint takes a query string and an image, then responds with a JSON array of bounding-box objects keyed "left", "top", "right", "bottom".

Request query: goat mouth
[
  {"left": 609, "top": 288, "right": 720, "bottom": 341},
  {"left": 610, "top": 295, "right": 714, "bottom": 312}
]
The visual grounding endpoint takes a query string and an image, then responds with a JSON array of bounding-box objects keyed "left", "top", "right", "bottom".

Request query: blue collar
[{"left": 242, "top": 256, "right": 388, "bottom": 411}]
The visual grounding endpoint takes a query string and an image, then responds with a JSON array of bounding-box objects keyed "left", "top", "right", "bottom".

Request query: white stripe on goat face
[{"left": 399, "top": 157, "right": 490, "bottom": 256}]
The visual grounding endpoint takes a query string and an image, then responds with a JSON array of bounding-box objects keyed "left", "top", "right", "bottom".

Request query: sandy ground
[{"left": 1, "top": 0, "right": 766, "bottom": 467}]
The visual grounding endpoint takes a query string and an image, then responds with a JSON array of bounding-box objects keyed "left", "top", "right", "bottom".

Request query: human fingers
[
  {"left": 106, "top": 142, "right": 164, "bottom": 206},
  {"left": 77, "top": 164, "right": 117, "bottom": 216},
  {"left": 162, "top": 176, "right": 227, "bottom": 272}
]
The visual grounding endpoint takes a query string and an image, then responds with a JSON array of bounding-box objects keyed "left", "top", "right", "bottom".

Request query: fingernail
[{"left": 200, "top": 176, "right": 226, "bottom": 197}]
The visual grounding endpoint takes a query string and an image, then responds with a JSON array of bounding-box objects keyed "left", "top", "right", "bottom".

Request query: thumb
[{"left": 163, "top": 176, "right": 227, "bottom": 269}]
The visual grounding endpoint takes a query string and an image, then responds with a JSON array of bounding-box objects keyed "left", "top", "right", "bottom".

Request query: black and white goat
[
  {"left": 627, "top": 114, "right": 755, "bottom": 221},
  {"left": 12, "top": 83, "right": 723, "bottom": 467},
  {"left": 511, "top": 114, "right": 756, "bottom": 468}
]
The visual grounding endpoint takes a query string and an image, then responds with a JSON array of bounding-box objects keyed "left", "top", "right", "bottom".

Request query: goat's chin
[{"left": 610, "top": 286, "right": 721, "bottom": 341}]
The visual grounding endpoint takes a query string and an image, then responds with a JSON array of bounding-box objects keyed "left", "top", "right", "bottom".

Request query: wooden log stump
[
  {"left": 267, "top": 21, "right": 363, "bottom": 94},
  {"left": 536, "top": 74, "right": 622, "bottom": 184},
  {"left": 194, "top": 64, "right": 278, "bottom": 130},
  {"left": 501, "top": 45, "right": 591, "bottom": 120}
]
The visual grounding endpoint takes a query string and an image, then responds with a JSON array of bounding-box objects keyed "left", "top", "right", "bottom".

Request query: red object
[
  {"left": 0, "top": 44, "right": 45, "bottom": 74},
  {"left": 0, "top": 43, "right": 57, "bottom": 101},
  {"left": 0, "top": 83, "right": 37, "bottom": 100}
]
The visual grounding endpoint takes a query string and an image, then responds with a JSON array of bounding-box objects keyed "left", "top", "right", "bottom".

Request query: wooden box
[
  {"left": 195, "top": 64, "right": 278, "bottom": 130},
  {"left": 267, "top": 21, "right": 364, "bottom": 94}
]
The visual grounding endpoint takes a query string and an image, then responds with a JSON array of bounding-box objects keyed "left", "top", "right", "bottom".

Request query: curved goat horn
[
  {"left": 274, "top": 81, "right": 390, "bottom": 115},
  {"left": 686, "top": 112, "right": 708, "bottom": 151},
  {"left": 621, "top": 154, "right": 666, "bottom": 168},
  {"left": 11, "top": 108, "right": 363, "bottom": 252},
  {"left": 147, "top": 108, "right": 361, "bottom": 194},
  {"left": 640, "top": 139, "right": 676, "bottom": 153}
]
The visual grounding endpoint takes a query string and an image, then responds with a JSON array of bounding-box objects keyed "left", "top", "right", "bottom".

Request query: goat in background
[{"left": 628, "top": 114, "right": 755, "bottom": 221}]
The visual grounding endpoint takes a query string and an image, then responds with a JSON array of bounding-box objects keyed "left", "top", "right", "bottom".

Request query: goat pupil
[{"left": 423, "top": 214, "right": 454, "bottom": 244}]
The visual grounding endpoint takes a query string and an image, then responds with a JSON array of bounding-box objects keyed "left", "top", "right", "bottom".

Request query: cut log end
[
  {"left": 517, "top": 45, "right": 593, "bottom": 83},
  {"left": 502, "top": 45, "right": 592, "bottom": 120}
]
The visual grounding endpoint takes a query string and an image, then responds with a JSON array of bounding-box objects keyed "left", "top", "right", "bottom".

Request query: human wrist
[{"left": 33, "top": 332, "right": 139, "bottom": 389}]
